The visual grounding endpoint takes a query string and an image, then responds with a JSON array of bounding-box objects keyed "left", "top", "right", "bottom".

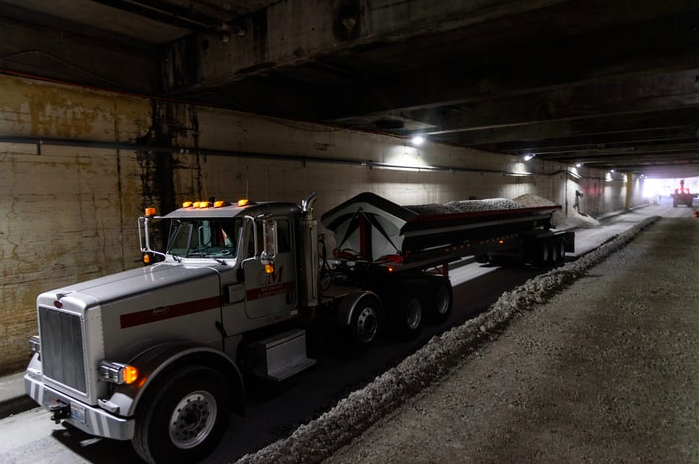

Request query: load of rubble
[{"left": 405, "top": 198, "right": 526, "bottom": 216}]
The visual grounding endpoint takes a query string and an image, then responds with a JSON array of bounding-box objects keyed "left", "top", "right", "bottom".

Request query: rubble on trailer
[{"left": 405, "top": 198, "right": 526, "bottom": 216}]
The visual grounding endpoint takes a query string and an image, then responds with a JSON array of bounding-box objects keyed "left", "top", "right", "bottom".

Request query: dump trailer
[
  {"left": 671, "top": 179, "right": 698, "bottom": 207},
  {"left": 25, "top": 191, "right": 573, "bottom": 464}
]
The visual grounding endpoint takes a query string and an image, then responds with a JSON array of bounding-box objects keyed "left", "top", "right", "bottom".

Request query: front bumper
[{"left": 24, "top": 372, "right": 134, "bottom": 441}]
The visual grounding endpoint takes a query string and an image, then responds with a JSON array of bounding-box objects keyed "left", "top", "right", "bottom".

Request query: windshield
[{"left": 167, "top": 218, "right": 242, "bottom": 259}]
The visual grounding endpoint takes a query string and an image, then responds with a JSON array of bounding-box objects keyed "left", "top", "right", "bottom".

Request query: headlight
[
  {"left": 29, "top": 335, "right": 41, "bottom": 354},
  {"left": 98, "top": 361, "right": 139, "bottom": 385}
]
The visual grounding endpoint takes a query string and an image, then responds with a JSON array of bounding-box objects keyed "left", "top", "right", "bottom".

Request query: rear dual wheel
[
  {"left": 534, "top": 238, "right": 566, "bottom": 267},
  {"left": 390, "top": 277, "right": 453, "bottom": 339},
  {"left": 345, "top": 294, "right": 381, "bottom": 350},
  {"left": 428, "top": 276, "right": 453, "bottom": 324},
  {"left": 389, "top": 282, "right": 426, "bottom": 340}
]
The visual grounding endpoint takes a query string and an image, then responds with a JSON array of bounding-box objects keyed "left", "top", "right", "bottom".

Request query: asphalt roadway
[
  {"left": 0, "top": 202, "right": 691, "bottom": 463},
  {"left": 324, "top": 203, "right": 699, "bottom": 463}
]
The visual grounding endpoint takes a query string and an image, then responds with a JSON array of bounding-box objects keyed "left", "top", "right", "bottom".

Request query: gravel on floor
[{"left": 237, "top": 215, "right": 687, "bottom": 464}]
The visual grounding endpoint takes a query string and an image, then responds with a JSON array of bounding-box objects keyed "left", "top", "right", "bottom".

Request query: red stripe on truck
[
  {"left": 246, "top": 281, "right": 295, "bottom": 302},
  {"left": 120, "top": 295, "right": 222, "bottom": 328}
]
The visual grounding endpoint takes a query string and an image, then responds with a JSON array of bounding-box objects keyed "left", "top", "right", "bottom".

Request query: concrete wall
[{"left": 0, "top": 74, "right": 631, "bottom": 375}]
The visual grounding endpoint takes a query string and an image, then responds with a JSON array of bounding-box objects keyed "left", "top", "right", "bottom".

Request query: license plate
[{"left": 70, "top": 402, "right": 86, "bottom": 424}]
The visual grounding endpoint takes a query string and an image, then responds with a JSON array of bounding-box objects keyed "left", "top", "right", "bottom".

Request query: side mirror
[{"left": 260, "top": 219, "right": 277, "bottom": 267}]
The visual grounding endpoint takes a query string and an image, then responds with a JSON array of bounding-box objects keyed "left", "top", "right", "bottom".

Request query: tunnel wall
[{"left": 0, "top": 74, "right": 641, "bottom": 374}]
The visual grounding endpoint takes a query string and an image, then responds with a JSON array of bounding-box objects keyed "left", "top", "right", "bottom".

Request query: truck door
[{"left": 243, "top": 217, "right": 298, "bottom": 319}]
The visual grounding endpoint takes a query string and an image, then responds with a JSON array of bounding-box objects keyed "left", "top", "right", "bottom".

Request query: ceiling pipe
[
  {"left": 87, "top": 0, "right": 232, "bottom": 36},
  {"left": 0, "top": 135, "right": 539, "bottom": 177}
]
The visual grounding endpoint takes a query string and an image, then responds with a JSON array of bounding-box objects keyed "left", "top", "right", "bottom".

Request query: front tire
[{"left": 133, "top": 366, "right": 231, "bottom": 464}]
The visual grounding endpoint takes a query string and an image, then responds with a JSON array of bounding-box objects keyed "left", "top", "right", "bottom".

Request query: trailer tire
[
  {"left": 345, "top": 294, "right": 381, "bottom": 350},
  {"left": 534, "top": 240, "right": 550, "bottom": 267},
  {"left": 390, "top": 284, "right": 425, "bottom": 339},
  {"left": 428, "top": 277, "right": 453, "bottom": 323},
  {"left": 556, "top": 239, "right": 566, "bottom": 264},
  {"left": 548, "top": 240, "right": 559, "bottom": 265},
  {"left": 133, "top": 365, "right": 231, "bottom": 464}
]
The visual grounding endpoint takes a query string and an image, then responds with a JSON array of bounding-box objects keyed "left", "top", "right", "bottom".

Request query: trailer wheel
[
  {"left": 534, "top": 240, "right": 550, "bottom": 267},
  {"left": 557, "top": 239, "right": 566, "bottom": 264},
  {"left": 345, "top": 294, "right": 381, "bottom": 350},
  {"left": 428, "top": 277, "right": 453, "bottom": 323},
  {"left": 133, "top": 365, "right": 231, "bottom": 464},
  {"left": 391, "top": 285, "right": 425, "bottom": 339},
  {"left": 548, "top": 240, "right": 559, "bottom": 265}
]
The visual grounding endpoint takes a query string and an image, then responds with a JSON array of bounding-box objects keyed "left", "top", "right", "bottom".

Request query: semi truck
[{"left": 24, "top": 191, "right": 573, "bottom": 464}]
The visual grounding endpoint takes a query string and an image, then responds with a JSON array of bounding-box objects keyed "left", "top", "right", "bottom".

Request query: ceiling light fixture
[{"left": 523, "top": 154, "right": 535, "bottom": 161}]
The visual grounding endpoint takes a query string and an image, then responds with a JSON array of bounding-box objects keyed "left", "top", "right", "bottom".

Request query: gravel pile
[
  {"left": 235, "top": 216, "right": 660, "bottom": 464},
  {"left": 405, "top": 199, "right": 525, "bottom": 216},
  {"left": 511, "top": 194, "right": 556, "bottom": 207},
  {"left": 512, "top": 194, "right": 565, "bottom": 227}
]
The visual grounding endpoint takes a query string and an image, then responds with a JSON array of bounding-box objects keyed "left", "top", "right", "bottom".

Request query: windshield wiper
[{"left": 171, "top": 254, "right": 182, "bottom": 263}]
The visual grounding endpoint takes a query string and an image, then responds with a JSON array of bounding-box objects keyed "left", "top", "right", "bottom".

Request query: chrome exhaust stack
[{"left": 299, "top": 192, "right": 319, "bottom": 308}]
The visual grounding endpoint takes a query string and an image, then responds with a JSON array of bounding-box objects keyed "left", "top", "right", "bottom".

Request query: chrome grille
[{"left": 39, "top": 306, "right": 87, "bottom": 393}]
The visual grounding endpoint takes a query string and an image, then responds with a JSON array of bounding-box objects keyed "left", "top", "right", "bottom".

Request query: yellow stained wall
[{"left": 0, "top": 76, "right": 150, "bottom": 374}]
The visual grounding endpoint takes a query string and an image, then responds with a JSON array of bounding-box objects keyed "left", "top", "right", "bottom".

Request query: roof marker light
[
  {"left": 238, "top": 199, "right": 249, "bottom": 207},
  {"left": 182, "top": 201, "right": 193, "bottom": 208},
  {"left": 144, "top": 207, "right": 156, "bottom": 216}
]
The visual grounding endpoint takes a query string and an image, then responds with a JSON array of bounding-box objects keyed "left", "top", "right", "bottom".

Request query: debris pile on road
[{"left": 236, "top": 217, "right": 660, "bottom": 464}]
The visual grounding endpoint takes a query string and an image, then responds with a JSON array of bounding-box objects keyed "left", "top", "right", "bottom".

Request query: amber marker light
[
  {"left": 143, "top": 253, "right": 151, "bottom": 264},
  {"left": 123, "top": 365, "right": 139, "bottom": 384},
  {"left": 182, "top": 201, "right": 193, "bottom": 208},
  {"left": 264, "top": 263, "right": 275, "bottom": 274},
  {"left": 144, "top": 207, "right": 156, "bottom": 216},
  {"left": 237, "top": 199, "right": 249, "bottom": 207}
]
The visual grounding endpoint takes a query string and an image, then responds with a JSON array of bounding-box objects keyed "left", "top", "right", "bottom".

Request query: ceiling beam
[
  {"left": 322, "top": 9, "right": 699, "bottom": 121},
  {"left": 165, "top": 0, "right": 598, "bottom": 92},
  {"left": 411, "top": 70, "right": 699, "bottom": 136},
  {"left": 438, "top": 108, "right": 699, "bottom": 146},
  {"left": 0, "top": 15, "right": 161, "bottom": 93}
]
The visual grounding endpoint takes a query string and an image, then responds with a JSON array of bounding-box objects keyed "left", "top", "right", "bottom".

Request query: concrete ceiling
[{"left": 2, "top": 0, "right": 699, "bottom": 178}]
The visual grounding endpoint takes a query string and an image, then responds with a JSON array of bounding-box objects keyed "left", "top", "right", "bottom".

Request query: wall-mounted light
[
  {"left": 575, "top": 162, "right": 582, "bottom": 168},
  {"left": 411, "top": 135, "right": 425, "bottom": 146},
  {"left": 523, "top": 153, "right": 536, "bottom": 161}
]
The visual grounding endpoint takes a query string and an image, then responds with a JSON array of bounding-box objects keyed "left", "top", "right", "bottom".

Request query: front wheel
[{"left": 133, "top": 366, "right": 231, "bottom": 464}]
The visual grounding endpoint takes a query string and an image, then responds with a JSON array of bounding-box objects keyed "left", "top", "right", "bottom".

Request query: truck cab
[{"left": 25, "top": 197, "right": 319, "bottom": 464}]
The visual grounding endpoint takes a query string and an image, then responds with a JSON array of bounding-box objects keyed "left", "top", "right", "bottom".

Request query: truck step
[{"left": 252, "top": 329, "right": 317, "bottom": 381}]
